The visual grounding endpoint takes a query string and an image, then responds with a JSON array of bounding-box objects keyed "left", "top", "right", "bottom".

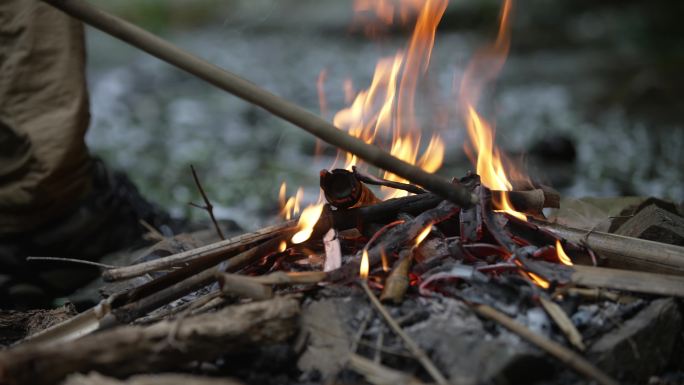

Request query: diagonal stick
[
  {"left": 359, "top": 281, "right": 449, "bottom": 385},
  {"left": 41, "top": 0, "right": 477, "bottom": 208}
]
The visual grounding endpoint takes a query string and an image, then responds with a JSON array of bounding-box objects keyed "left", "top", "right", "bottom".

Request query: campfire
[{"left": 2, "top": 1, "right": 683, "bottom": 385}]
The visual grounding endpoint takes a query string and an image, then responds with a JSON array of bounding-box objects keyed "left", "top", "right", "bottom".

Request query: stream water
[{"left": 85, "top": 0, "right": 683, "bottom": 229}]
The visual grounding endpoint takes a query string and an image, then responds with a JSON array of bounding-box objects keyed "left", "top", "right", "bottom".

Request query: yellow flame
[
  {"left": 514, "top": 259, "right": 550, "bottom": 289},
  {"left": 360, "top": 249, "right": 370, "bottom": 280},
  {"left": 329, "top": 0, "right": 446, "bottom": 199},
  {"left": 291, "top": 203, "right": 325, "bottom": 244},
  {"left": 556, "top": 240, "right": 573, "bottom": 266},
  {"left": 279, "top": 241, "right": 287, "bottom": 252},
  {"left": 414, "top": 225, "right": 431, "bottom": 246},
  {"left": 279, "top": 183, "right": 304, "bottom": 221},
  {"left": 464, "top": 107, "right": 526, "bottom": 221},
  {"left": 458, "top": 0, "right": 525, "bottom": 222},
  {"left": 527, "top": 271, "right": 550, "bottom": 289}
]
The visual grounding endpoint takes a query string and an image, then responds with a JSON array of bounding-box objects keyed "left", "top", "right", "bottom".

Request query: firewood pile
[
  {"left": 1, "top": 169, "right": 683, "bottom": 385},
  {"left": 3, "top": 1, "right": 682, "bottom": 385}
]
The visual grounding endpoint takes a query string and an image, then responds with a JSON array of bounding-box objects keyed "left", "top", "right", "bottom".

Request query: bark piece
[
  {"left": 587, "top": 298, "right": 683, "bottom": 382},
  {"left": 0, "top": 297, "right": 299, "bottom": 385}
]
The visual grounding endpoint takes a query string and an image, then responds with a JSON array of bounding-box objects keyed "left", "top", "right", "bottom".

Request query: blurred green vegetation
[{"left": 91, "top": 0, "right": 229, "bottom": 31}]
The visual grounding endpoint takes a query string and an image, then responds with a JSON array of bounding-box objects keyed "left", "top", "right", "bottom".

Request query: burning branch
[{"left": 40, "top": 0, "right": 478, "bottom": 209}]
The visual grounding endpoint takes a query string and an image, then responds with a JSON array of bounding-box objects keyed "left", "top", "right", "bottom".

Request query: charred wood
[{"left": 326, "top": 201, "right": 459, "bottom": 282}]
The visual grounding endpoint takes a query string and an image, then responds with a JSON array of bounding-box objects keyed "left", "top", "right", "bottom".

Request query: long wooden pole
[
  {"left": 538, "top": 221, "right": 684, "bottom": 276},
  {"left": 42, "top": 0, "right": 477, "bottom": 208}
]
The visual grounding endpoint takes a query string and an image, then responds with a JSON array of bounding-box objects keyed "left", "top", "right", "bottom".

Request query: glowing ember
[
  {"left": 380, "top": 248, "right": 389, "bottom": 272},
  {"left": 291, "top": 203, "right": 325, "bottom": 244},
  {"left": 414, "top": 225, "right": 432, "bottom": 246},
  {"left": 360, "top": 248, "right": 370, "bottom": 280},
  {"left": 556, "top": 240, "right": 573, "bottom": 266}
]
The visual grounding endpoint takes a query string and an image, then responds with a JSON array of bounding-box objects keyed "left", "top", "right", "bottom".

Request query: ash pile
[{"left": 1, "top": 170, "right": 683, "bottom": 385}]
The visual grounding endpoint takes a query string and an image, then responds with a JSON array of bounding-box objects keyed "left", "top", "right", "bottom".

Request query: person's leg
[
  {"left": 0, "top": 1, "right": 179, "bottom": 308},
  {"left": 0, "top": 0, "right": 92, "bottom": 234}
]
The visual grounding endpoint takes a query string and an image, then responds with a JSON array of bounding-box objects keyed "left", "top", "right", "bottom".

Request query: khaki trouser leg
[{"left": 0, "top": 0, "right": 92, "bottom": 235}]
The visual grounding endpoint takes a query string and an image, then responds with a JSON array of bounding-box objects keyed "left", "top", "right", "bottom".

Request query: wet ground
[{"left": 85, "top": 0, "right": 683, "bottom": 229}]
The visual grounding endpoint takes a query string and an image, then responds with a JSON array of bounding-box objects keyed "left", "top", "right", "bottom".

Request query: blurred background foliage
[{"left": 85, "top": 0, "right": 683, "bottom": 229}]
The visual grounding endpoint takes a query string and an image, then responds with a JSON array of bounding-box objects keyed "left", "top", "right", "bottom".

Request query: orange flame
[
  {"left": 380, "top": 248, "right": 389, "bottom": 272},
  {"left": 279, "top": 182, "right": 304, "bottom": 220},
  {"left": 414, "top": 225, "right": 432, "bottom": 246},
  {"left": 291, "top": 202, "right": 325, "bottom": 244},
  {"left": 527, "top": 271, "right": 550, "bottom": 289},
  {"left": 556, "top": 240, "right": 573, "bottom": 266},
  {"left": 280, "top": 183, "right": 325, "bottom": 244},
  {"left": 458, "top": 0, "right": 526, "bottom": 221},
  {"left": 514, "top": 259, "right": 550, "bottom": 289},
  {"left": 279, "top": 241, "right": 287, "bottom": 253},
  {"left": 329, "top": 0, "right": 447, "bottom": 199},
  {"left": 360, "top": 249, "right": 370, "bottom": 280}
]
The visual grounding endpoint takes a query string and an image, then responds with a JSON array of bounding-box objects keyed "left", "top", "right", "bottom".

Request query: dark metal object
[{"left": 320, "top": 169, "right": 380, "bottom": 209}]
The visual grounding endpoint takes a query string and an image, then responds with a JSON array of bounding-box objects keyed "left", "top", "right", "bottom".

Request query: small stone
[{"left": 587, "top": 298, "right": 683, "bottom": 382}]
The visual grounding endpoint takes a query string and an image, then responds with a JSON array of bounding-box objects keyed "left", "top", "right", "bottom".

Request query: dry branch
[
  {"left": 41, "top": 0, "right": 477, "bottom": 208},
  {"left": 570, "top": 265, "right": 684, "bottom": 297},
  {"left": 538, "top": 296, "right": 585, "bottom": 351},
  {"left": 103, "top": 221, "right": 296, "bottom": 281},
  {"left": 521, "top": 257, "right": 684, "bottom": 298},
  {"left": 538, "top": 221, "right": 684, "bottom": 276},
  {"left": 359, "top": 282, "right": 449, "bottom": 385},
  {"left": 108, "top": 235, "right": 290, "bottom": 325},
  {"left": 346, "top": 353, "right": 427, "bottom": 385},
  {"left": 327, "top": 200, "right": 458, "bottom": 282},
  {"left": 472, "top": 304, "right": 618, "bottom": 385},
  {"left": 0, "top": 297, "right": 299, "bottom": 385},
  {"left": 189, "top": 164, "right": 225, "bottom": 240},
  {"left": 216, "top": 271, "right": 326, "bottom": 300}
]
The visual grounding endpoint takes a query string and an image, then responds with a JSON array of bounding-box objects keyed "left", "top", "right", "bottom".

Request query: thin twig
[
  {"left": 166, "top": 289, "right": 223, "bottom": 347},
  {"left": 26, "top": 256, "right": 117, "bottom": 269},
  {"left": 353, "top": 166, "right": 427, "bottom": 195},
  {"left": 359, "top": 281, "right": 449, "bottom": 385},
  {"left": 189, "top": 164, "right": 225, "bottom": 240},
  {"left": 374, "top": 329, "right": 384, "bottom": 363},
  {"left": 139, "top": 219, "right": 165, "bottom": 241},
  {"left": 350, "top": 309, "right": 372, "bottom": 353},
  {"left": 471, "top": 304, "right": 618, "bottom": 385}
]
